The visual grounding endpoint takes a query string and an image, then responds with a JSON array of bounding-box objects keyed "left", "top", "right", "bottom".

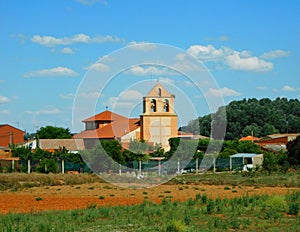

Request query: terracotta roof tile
[
  {"left": 82, "top": 110, "right": 127, "bottom": 122},
  {"left": 75, "top": 118, "right": 140, "bottom": 139}
]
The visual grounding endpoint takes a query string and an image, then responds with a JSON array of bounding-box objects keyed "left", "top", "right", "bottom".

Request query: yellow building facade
[{"left": 140, "top": 83, "right": 178, "bottom": 151}]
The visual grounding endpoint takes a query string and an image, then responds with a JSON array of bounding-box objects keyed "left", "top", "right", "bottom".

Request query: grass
[
  {"left": 0, "top": 171, "right": 299, "bottom": 191},
  {"left": 0, "top": 192, "right": 299, "bottom": 231}
]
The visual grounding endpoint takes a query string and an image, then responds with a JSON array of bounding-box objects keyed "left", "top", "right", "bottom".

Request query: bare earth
[{"left": 0, "top": 183, "right": 299, "bottom": 214}]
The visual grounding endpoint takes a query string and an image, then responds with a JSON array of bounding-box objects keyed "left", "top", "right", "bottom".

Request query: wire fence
[{"left": 0, "top": 157, "right": 246, "bottom": 174}]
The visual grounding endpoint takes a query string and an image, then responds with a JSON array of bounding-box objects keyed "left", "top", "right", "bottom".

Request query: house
[
  {"left": 0, "top": 124, "right": 24, "bottom": 148},
  {"left": 74, "top": 111, "right": 140, "bottom": 149},
  {"left": 75, "top": 82, "right": 180, "bottom": 151},
  {"left": 257, "top": 133, "right": 300, "bottom": 146},
  {"left": 230, "top": 153, "right": 263, "bottom": 171},
  {"left": 256, "top": 133, "right": 300, "bottom": 152}
]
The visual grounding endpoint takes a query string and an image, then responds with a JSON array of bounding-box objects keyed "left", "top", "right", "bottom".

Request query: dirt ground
[{"left": 0, "top": 183, "right": 299, "bottom": 214}]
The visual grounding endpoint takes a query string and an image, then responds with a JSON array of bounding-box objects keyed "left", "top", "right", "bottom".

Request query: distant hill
[{"left": 182, "top": 97, "right": 300, "bottom": 140}]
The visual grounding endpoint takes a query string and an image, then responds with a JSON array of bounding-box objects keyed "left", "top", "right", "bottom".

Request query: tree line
[{"left": 182, "top": 97, "right": 300, "bottom": 140}]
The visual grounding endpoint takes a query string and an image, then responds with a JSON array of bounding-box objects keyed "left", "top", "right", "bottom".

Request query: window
[
  {"left": 151, "top": 99, "right": 157, "bottom": 112},
  {"left": 158, "top": 88, "right": 161, "bottom": 97},
  {"left": 163, "top": 99, "right": 169, "bottom": 112}
]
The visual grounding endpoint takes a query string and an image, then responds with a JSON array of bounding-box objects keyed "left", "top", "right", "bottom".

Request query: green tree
[
  {"left": 287, "top": 136, "right": 300, "bottom": 166},
  {"left": 37, "top": 126, "right": 72, "bottom": 139},
  {"left": 263, "top": 152, "right": 279, "bottom": 174}
]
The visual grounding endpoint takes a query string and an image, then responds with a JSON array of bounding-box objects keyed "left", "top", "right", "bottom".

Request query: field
[{"left": 0, "top": 172, "right": 299, "bottom": 231}]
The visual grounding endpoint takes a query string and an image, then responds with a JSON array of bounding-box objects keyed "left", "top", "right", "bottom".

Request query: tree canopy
[
  {"left": 182, "top": 97, "right": 300, "bottom": 140},
  {"left": 37, "top": 126, "right": 72, "bottom": 139}
]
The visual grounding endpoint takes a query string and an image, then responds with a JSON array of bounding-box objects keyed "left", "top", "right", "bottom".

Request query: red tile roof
[
  {"left": 75, "top": 118, "right": 140, "bottom": 139},
  {"left": 82, "top": 110, "right": 127, "bottom": 123},
  {"left": 239, "top": 136, "right": 260, "bottom": 141}
]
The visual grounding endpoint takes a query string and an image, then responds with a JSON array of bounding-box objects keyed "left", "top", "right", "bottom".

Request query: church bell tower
[{"left": 140, "top": 82, "right": 178, "bottom": 151}]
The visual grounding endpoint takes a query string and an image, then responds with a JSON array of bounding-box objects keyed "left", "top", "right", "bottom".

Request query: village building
[
  {"left": 0, "top": 124, "right": 24, "bottom": 148},
  {"left": 75, "top": 83, "right": 182, "bottom": 151}
]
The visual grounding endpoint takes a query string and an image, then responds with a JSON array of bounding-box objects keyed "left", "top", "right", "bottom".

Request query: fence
[{"left": 0, "top": 157, "right": 246, "bottom": 174}]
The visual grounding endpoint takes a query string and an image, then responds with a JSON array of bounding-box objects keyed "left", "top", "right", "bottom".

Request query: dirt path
[{"left": 0, "top": 183, "right": 299, "bottom": 214}]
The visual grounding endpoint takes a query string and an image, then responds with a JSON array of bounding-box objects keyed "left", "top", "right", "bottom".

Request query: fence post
[
  {"left": 213, "top": 158, "right": 216, "bottom": 173},
  {"left": 196, "top": 158, "right": 199, "bottom": 174},
  {"left": 177, "top": 159, "right": 180, "bottom": 174},
  {"left": 28, "top": 159, "right": 31, "bottom": 174},
  {"left": 139, "top": 160, "right": 142, "bottom": 176},
  {"left": 229, "top": 157, "right": 232, "bottom": 171},
  {"left": 12, "top": 160, "right": 15, "bottom": 172},
  {"left": 61, "top": 160, "right": 65, "bottom": 174},
  {"left": 119, "top": 164, "right": 122, "bottom": 176}
]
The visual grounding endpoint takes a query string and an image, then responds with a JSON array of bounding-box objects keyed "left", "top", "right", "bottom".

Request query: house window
[
  {"left": 151, "top": 99, "right": 157, "bottom": 112},
  {"left": 163, "top": 99, "right": 169, "bottom": 112},
  {"left": 158, "top": 88, "right": 161, "bottom": 97}
]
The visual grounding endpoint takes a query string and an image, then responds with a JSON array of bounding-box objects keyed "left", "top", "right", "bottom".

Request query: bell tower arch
[{"left": 140, "top": 83, "right": 178, "bottom": 151}]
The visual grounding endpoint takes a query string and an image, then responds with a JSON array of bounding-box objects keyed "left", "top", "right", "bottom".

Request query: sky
[{"left": 0, "top": 0, "right": 299, "bottom": 133}]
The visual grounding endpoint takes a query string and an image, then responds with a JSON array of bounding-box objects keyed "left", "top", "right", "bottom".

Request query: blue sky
[{"left": 0, "top": 0, "right": 299, "bottom": 133}]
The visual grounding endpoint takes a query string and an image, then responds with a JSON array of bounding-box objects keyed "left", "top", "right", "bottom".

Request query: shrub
[
  {"left": 165, "top": 220, "right": 186, "bottom": 232},
  {"left": 288, "top": 203, "right": 299, "bottom": 215}
]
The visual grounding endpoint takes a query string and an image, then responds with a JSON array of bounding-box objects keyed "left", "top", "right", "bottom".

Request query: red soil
[{"left": 0, "top": 183, "right": 298, "bottom": 214}]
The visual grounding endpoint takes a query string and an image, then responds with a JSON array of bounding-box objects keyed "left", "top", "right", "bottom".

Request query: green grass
[
  {"left": 0, "top": 171, "right": 299, "bottom": 191},
  {"left": 0, "top": 192, "right": 299, "bottom": 231},
  {"left": 169, "top": 171, "right": 300, "bottom": 187}
]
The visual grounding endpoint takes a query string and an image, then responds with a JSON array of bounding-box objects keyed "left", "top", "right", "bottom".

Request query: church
[{"left": 74, "top": 83, "right": 188, "bottom": 151}]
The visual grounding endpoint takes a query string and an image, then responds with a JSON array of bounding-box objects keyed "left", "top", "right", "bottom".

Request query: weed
[
  {"left": 224, "top": 186, "right": 231, "bottom": 190},
  {"left": 109, "top": 194, "right": 115, "bottom": 197},
  {"left": 143, "top": 191, "right": 148, "bottom": 195},
  {"left": 165, "top": 220, "right": 186, "bottom": 232},
  {"left": 35, "top": 197, "right": 43, "bottom": 201},
  {"left": 88, "top": 186, "right": 94, "bottom": 190},
  {"left": 99, "top": 195, "right": 105, "bottom": 200},
  {"left": 164, "top": 190, "right": 172, "bottom": 194}
]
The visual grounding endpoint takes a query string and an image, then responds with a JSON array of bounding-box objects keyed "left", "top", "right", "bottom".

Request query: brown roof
[
  {"left": 75, "top": 118, "right": 140, "bottom": 139},
  {"left": 82, "top": 110, "right": 127, "bottom": 123},
  {"left": 38, "top": 139, "right": 85, "bottom": 151}
]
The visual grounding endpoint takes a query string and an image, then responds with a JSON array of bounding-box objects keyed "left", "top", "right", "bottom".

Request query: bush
[{"left": 165, "top": 220, "right": 186, "bottom": 232}]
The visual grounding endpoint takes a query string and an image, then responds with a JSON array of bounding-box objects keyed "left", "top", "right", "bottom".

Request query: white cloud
[
  {"left": 225, "top": 53, "right": 273, "bottom": 72},
  {"left": 186, "top": 44, "right": 274, "bottom": 72},
  {"left": 25, "top": 106, "right": 61, "bottom": 115},
  {"left": 119, "top": 90, "right": 143, "bottom": 101},
  {"left": 0, "top": 96, "right": 10, "bottom": 104},
  {"left": 76, "top": 0, "right": 107, "bottom": 5},
  {"left": 205, "top": 35, "right": 229, "bottom": 41},
  {"left": 256, "top": 86, "right": 267, "bottom": 90},
  {"left": 126, "top": 65, "right": 176, "bottom": 76},
  {"left": 60, "top": 93, "right": 74, "bottom": 99},
  {"left": 206, "top": 87, "right": 241, "bottom": 97},
  {"left": 127, "top": 41, "right": 157, "bottom": 51},
  {"left": 24, "top": 66, "right": 78, "bottom": 78},
  {"left": 159, "top": 77, "right": 174, "bottom": 85},
  {"left": 260, "top": 50, "right": 291, "bottom": 59},
  {"left": 86, "top": 62, "right": 110, "bottom": 72},
  {"left": 79, "top": 91, "right": 102, "bottom": 99},
  {"left": 11, "top": 34, "right": 27, "bottom": 44},
  {"left": 31, "top": 33, "right": 123, "bottom": 47},
  {"left": 187, "top": 45, "right": 226, "bottom": 61},
  {"left": 0, "top": 109, "right": 10, "bottom": 115},
  {"left": 61, "top": 47, "right": 75, "bottom": 54},
  {"left": 282, "top": 85, "right": 296, "bottom": 92}
]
